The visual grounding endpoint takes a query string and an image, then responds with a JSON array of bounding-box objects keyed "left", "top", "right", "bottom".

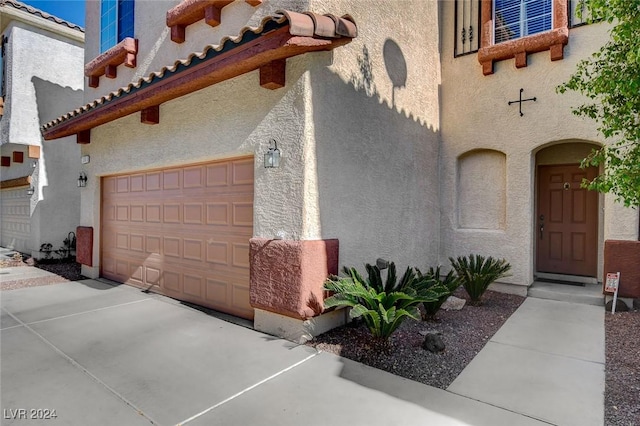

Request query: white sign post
[{"left": 605, "top": 272, "right": 621, "bottom": 314}]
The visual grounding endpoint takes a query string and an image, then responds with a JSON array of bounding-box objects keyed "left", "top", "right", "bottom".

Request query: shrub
[
  {"left": 324, "top": 262, "right": 448, "bottom": 343},
  {"left": 417, "top": 266, "right": 461, "bottom": 320},
  {"left": 449, "top": 254, "right": 511, "bottom": 304}
]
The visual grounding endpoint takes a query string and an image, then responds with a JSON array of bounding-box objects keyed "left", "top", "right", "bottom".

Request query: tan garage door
[{"left": 101, "top": 157, "right": 254, "bottom": 319}]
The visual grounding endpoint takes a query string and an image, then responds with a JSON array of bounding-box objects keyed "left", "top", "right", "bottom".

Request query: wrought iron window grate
[
  {"left": 569, "top": 0, "right": 591, "bottom": 28},
  {"left": 455, "top": 0, "right": 481, "bottom": 57}
]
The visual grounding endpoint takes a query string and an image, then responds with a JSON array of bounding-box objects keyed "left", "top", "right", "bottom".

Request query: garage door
[
  {"left": 0, "top": 187, "right": 31, "bottom": 253},
  {"left": 101, "top": 157, "right": 254, "bottom": 319}
]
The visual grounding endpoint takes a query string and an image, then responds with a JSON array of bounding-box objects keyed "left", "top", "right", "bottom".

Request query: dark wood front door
[{"left": 537, "top": 164, "right": 598, "bottom": 276}]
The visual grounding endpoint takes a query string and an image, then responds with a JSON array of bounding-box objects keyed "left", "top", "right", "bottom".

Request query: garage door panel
[
  {"left": 183, "top": 239, "right": 204, "bottom": 261},
  {"left": 163, "top": 204, "right": 181, "bottom": 223},
  {"left": 206, "top": 241, "right": 229, "bottom": 264},
  {"left": 183, "top": 274, "right": 203, "bottom": 298},
  {"left": 101, "top": 157, "right": 254, "bottom": 319},
  {"left": 205, "top": 278, "right": 228, "bottom": 305},
  {"left": 164, "top": 270, "right": 182, "bottom": 293},
  {"left": 146, "top": 204, "right": 162, "bottom": 222},
  {"left": 232, "top": 159, "right": 254, "bottom": 185},
  {"left": 232, "top": 202, "right": 253, "bottom": 227},
  {"left": 184, "top": 203, "right": 204, "bottom": 224},
  {"left": 130, "top": 205, "right": 145, "bottom": 222},
  {"left": 163, "top": 237, "right": 181, "bottom": 258},
  {"left": 183, "top": 167, "right": 204, "bottom": 188}
]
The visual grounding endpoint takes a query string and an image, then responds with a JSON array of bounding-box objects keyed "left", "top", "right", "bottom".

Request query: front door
[{"left": 537, "top": 164, "right": 598, "bottom": 276}]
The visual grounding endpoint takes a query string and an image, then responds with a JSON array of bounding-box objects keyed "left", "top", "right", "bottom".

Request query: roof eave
[{"left": 42, "top": 25, "right": 352, "bottom": 141}]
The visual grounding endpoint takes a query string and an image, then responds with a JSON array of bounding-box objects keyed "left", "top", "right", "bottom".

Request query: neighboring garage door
[
  {"left": 101, "top": 157, "right": 254, "bottom": 319},
  {"left": 0, "top": 187, "right": 31, "bottom": 253}
]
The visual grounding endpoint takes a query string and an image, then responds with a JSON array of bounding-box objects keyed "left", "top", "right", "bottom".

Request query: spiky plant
[
  {"left": 324, "top": 262, "right": 449, "bottom": 343},
  {"left": 416, "top": 266, "right": 461, "bottom": 320},
  {"left": 449, "top": 255, "right": 511, "bottom": 305}
]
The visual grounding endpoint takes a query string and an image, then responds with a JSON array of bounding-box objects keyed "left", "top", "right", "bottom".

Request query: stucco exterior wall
[
  {"left": 304, "top": 0, "right": 442, "bottom": 270},
  {"left": 0, "top": 18, "right": 84, "bottom": 256},
  {"left": 79, "top": 0, "right": 442, "bottom": 277},
  {"left": 439, "top": 2, "right": 638, "bottom": 288}
]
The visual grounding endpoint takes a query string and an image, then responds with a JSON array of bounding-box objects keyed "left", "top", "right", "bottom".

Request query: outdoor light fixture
[
  {"left": 77, "top": 171, "right": 87, "bottom": 187},
  {"left": 264, "top": 139, "right": 280, "bottom": 168},
  {"left": 26, "top": 186, "right": 35, "bottom": 196}
]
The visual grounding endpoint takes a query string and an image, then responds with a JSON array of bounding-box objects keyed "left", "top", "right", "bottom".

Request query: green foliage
[
  {"left": 558, "top": 0, "right": 640, "bottom": 207},
  {"left": 417, "top": 266, "right": 461, "bottom": 320},
  {"left": 324, "top": 262, "right": 448, "bottom": 341},
  {"left": 449, "top": 255, "right": 511, "bottom": 304}
]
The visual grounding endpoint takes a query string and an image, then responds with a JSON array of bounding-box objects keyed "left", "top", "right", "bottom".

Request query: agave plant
[
  {"left": 449, "top": 254, "right": 511, "bottom": 304},
  {"left": 416, "top": 266, "right": 461, "bottom": 320},
  {"left": 324, "top": 262, "right": 449, "bottom": 342}
]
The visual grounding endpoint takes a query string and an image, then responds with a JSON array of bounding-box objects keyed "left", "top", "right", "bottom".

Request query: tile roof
[
  {"left": 41, "top": 10, "right": 356, "bottom": 140},
  {"left": 1, "top": 0, "right": 84, "bottom": 32}
]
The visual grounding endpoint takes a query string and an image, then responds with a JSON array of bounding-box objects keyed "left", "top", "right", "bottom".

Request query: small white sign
[
  {"left": 605, "top": 272, "right": 621, "bottom": 314},
  {"left": 605, "top": 272, "right": 619, "bottom": 293}
]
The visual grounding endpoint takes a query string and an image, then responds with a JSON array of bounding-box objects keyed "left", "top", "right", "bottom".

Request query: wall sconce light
[
  {"left": 26, "top": 186, "right": 35, "bottom": 196},
  {"left": 264, "top": 139, "right": 280, "bottom": 168},
  {"left": 77, "top": 171, "right": 87, "bottom": 187},
  {"left": 32, "top": 160, "right": 37, "bottom": 168}
]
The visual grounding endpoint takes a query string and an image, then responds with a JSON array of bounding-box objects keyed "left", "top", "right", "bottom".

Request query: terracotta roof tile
[
  {"left": 1, "top": 0, "right": 84, "bottom": 32},
  {"left": 41, "top": 10, "right": 356, "bottom": 136}
]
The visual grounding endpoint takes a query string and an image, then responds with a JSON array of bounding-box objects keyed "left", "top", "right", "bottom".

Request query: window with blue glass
[
  {"left": 100, "top": 0, "right": 134, "bottom": 52},
  {"left": 494, "top": 0, "right": 552, "bottom": 44}
]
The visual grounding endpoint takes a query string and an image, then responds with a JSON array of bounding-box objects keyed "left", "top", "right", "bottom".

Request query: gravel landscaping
[
  {"left": 605, "top": 305, "right": 640, "bottom": 426},
  {"left": 307, "top": 288, "right": 525, "bottom": 390}
]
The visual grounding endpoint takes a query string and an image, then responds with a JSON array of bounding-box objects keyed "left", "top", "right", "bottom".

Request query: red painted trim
[
  {"left": 478, "top": 0, "right": 568, "bottom": 75},
  {"left": 84, "top": 38, "right": 138, "bottom": 86},
  {"left": 167, "top": 0, "right": 258, "bottom": 43},
  {"left": 76, "top": 226, "right": 94, "bottom": 267},
  {"left": 77, "top": 129, "right": 91, "bottom": 144},
  {"left": 141, "top": 105, "right": 160, "bottom": 124},
  {"left": 43, "top": 27, "right": 351, "bottom": 140},
  {"left": 259, "top": 59, "right": 286, "bottom": 90}
]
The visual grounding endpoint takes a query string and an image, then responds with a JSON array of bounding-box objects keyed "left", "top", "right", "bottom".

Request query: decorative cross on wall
[{"left": 508, "top": 88, "right": 537, "bottom": 116}]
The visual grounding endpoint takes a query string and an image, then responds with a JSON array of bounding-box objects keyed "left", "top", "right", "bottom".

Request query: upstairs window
[
  {"left": 100, "top": 0, "right": 135, "bottom": 52},
  {"left": 494, "top": 0, "right": 552, "bottom": 44}
]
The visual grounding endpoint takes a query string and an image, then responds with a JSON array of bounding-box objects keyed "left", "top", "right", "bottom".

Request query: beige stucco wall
[
  {"left": 79, "top": 0, "right": 442, "bottom": 277},
  {"left": 439, "top": 1, "right": 638, "bottom": 288},
  {"left": 0, "top": 17, "right": 84, "bottom": 257}
]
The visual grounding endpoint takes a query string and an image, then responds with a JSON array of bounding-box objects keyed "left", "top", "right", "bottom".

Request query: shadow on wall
[
  {"left": 31, "top": 77, "right": 83, "bottom": 255},
  {"left": 312, "top": 42, "right": 441, "bottom": 271}
]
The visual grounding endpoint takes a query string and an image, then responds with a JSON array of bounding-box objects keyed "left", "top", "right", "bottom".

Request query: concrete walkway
[
  {"left": 0, "top": 279, "right": 604, "bottom": 426},
  {"left": 449, "top": 297, "right": 605, "bottom": 426}
]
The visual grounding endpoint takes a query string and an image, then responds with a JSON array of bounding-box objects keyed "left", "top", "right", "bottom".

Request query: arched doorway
[{"left": 535, "top": 142, "right": 600, "bottom": 278}]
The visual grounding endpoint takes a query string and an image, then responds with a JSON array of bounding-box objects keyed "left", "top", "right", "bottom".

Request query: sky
[{"left": 21, "top": 0, "right": 86, "bottom": 28}]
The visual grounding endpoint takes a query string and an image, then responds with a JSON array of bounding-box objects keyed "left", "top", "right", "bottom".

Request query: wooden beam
[
  {"left": 260, "top": 59, "right": 286, "bottom": 90},
  {"left": 204, "top": 4, "right": 222, "bottom": 27},
  {"left": 88, "top": 76, "right": 100, "bottom": 88},
  {"left": 13, "top": 151, "right": 24, "bottom": 163},
  {"left": 1, "top": 156, "right": 9, "bottom": 167},
  {"left": 171, "top": 25, "right": 186, "bottom": 43},
  {"left": 105, "top": 64, "right": 117, "bottom": 78},
  {"left": 77, "top": 129, "right": 91, "bottom": 144},
  {"left": 141, "top": 105, "right": 160, "bottom": 124},
  {"left": 0, "top": 175, "right": 31, "bottom": 189}
]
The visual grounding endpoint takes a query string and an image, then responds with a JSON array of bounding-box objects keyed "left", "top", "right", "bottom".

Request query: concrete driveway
[{"left": 1, "top": 279, "right": 547, "bottom": 426}]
